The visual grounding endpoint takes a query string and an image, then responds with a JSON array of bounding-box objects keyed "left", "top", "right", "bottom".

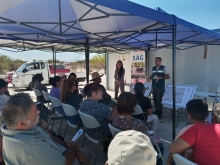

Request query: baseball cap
[
  {"left": 0, "top": 79, "right": 8, "bottom": 89},
  {"left": 107, "top": 130, "right": 156, "bottom": 165}
]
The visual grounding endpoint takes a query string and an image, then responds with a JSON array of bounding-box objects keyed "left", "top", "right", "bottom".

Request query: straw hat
[{"left": 90, "top": 72, "right": 104, "bottom": 81}]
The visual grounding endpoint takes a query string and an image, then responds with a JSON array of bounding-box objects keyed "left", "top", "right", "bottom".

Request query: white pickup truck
[{"left": 12, "top": 61, "right": 70, "bottom": 89}]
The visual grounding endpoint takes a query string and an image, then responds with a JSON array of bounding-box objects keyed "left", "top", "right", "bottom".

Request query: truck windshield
[{"left": 16, "top": 63, "right": 27, "bottom": 72}]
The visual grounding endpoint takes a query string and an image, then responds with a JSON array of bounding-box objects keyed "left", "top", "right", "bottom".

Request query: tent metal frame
[{"left": 0, "top": 0, "right": 220, "bottom": 140}]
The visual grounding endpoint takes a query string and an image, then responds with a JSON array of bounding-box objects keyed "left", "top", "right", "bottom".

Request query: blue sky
[{"left": 1, "top": 0, "right": 220, "bottom": 62}]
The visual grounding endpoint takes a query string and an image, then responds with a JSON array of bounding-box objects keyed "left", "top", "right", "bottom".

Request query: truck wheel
[{"left": 28, "top": 82, "right": 34, "bottom": 90}]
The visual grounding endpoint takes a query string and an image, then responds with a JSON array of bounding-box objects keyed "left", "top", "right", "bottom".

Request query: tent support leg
[
  {"left": 85, "top": 39, "right": 90, "bottom": 84},
  {"left": 172, "top": 24, "right": 177, "bottom": 141}
]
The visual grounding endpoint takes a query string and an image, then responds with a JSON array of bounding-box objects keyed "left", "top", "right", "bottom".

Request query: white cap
[{"left": 108, "top": 130, "right": 156, "bottom": 165}]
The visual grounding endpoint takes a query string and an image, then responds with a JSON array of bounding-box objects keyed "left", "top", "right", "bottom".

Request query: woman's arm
[
  {"left": 108, "top": 110, "right": 118, "bottom": 121},
  {"left": 114, "top": 69, "right": 117, "bottom": 80},
  {"left": 120, "top": 68, "right": 125, "bottom": 82}
]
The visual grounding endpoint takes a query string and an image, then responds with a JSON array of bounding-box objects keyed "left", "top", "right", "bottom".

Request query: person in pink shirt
[{"left": 169, "top": 99, "right": 220, "bottom": 165}]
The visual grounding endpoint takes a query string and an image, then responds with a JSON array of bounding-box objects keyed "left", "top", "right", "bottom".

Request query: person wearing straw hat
[{"left": 90, "top": 72, "right": 114, "bottom": 105}]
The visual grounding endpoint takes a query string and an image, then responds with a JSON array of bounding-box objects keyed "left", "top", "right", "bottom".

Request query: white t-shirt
[
  {"left": 156, "top": 66, "right": 169, "bottom": 74},
  {"left": 0, "top": 94, "right": 9, "bottom": 108}
]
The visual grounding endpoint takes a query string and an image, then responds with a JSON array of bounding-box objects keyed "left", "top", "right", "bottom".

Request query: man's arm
[
  {"left": 169, "top": 138, "right": 190, "bottom": 154},
  {"left": 163, "top": 66, "right": 170, "bottom": 79},
  {"left": 50, "top": 135, "right": 85, "bottom": 165},
  {"left": 147, "top": 74, "right": 153, "bottom": 82},
  {"left": 165, "top": 73, "right": 170, "bottom": 79}
]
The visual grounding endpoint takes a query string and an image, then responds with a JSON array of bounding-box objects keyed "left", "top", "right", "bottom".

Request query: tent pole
[
  {"left": 58, "top": 0, "right": 62, "bottom": 35},
  {"left": 54, "top": 51, "right": 57, "bottom": 76},
  {"left": 172, "top": 24, "right": 177, "bottom": 141},
  {"left": 85, "top": 39, "right": 90, "bottom": 84},
  {"left": 105, "top": 49, "right": 107, "bottom": 74},
  {"left": 145, "top": 49, "right": 149, "bottom": 78},
  {"left": 105, "top": 50, "right": 109, "bottom": 90},
  {"left": 52, "top": 47, "right": 55, "bottom": 77}
]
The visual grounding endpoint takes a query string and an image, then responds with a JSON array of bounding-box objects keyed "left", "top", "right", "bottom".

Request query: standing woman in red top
[{"left": 114, "top": 60, "right": 125, "bottom": 100}]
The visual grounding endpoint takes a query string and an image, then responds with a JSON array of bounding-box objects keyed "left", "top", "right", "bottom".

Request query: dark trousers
[
  {"left": 153, "top": 87, "right": 164, "bottom": 117},
  {"left": 115, "top": 82, "right": 124, "bottom": 100}
]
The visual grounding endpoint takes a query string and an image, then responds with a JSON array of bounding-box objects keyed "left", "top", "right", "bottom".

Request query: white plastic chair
[
  {"left": 162, "top": 104, "right": 187, "bottom": 127},
  {"left": 133, "top": 105, "right": 152, "bottom": 130},
  {"left": 49, "top": 96, "right": 64, "bottom": 135},
  {"left": 108, "top": 123, "right": 163, "bottom": 162},
  {"left": 108, "top": 123, "right": 122, "bottom": 137},
  {"left": 78, "top": 110, "right": 103, "bottom": 165},
  {"left": 42, "top": 91, "right": 53, "bottom": 109},
  {"left": 173, "top": 154, "right": 197, "bottom": 165},
  {"left": 195, "top": 85, "right": 209, "bottom": 92},
  {"left": 61, "top": 103, "right": 80, "bottom": 139},
  {"left": 33, "top": 88, "right": 42, "bottom": 97},
  {"left": 42, "top": 91, "right": 50, "bottom": 102},
  {"left": 194, "top": 85, "right": 209, "bottom": 104}
]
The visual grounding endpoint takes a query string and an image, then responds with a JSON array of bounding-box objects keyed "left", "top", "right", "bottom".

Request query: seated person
[
  {"left": 90, "top": 72, "right": 116, "bottom": 107},
  {"left": 166, "top": 99, "right": 208, "bottom": 165},
  {"left": 0, "top": 79, "right": 9, "bottom": 108},
  {"left": 32, "top": 73, "right": 48, "bottom": 103},
  {"left": 60, "top": 79, "right": 82, "bottom": 125},
  {"left": 112, "top": 92, "right": 163, "bottom": 164},
  {"left": 169, "top": 99, "right": 220, "bottom": 165},
  {"left": 112, "top": 92, "right": 148, "bottom": 135},
  {"left": 105, "top": 130, "right": 156, "bottom": 165},
  {"left": 79, "top": 83, "right": 117, "bottom": 140},
  {"left": 133, "top": 82, "right": 158, "bottom": 134},
  {"left": 68, "top": 73, "right": 80, "bottom": 95},
  {"left": 49, "top": 76, "right": 61, "bottom": 99},
  {"left": 2, "top": 93, "right": 89, "bottom": 165},
  {"left": 49, "top": 76, "right": 64, "bottom": 114}
]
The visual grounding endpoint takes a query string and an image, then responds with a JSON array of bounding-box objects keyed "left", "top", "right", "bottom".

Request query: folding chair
[
  {"left": 132, "top": 105, "right": 152, "bottom": 130},
  {"left": 49, "top": 96, "right": 64, "bottom": 135},
  {"left": 78, "top": 110, "right": 107, "bottom": 165},
  {"left": 33, "top": 88, "right": 42, "bottom": 97},
  {"left": 108, "top": 123, "right": 163, "bottom": 162},
  {"left": 42, "top": 91, "right": 53, "bottom": 110},
  {"left": 108, "top": 123, "right": 122, "bottom": 137},
  {"left": 194, "top": 85, "right": 209, "bottom": 102},
  {"left": 173, "top": 154, "right": 197, "bottom": 165},
  {"left": 161, "top": 104, "right": 187, "bottom": 127},
  {"left": 61, "top": 103, "right": 80, "bottom": 139}
]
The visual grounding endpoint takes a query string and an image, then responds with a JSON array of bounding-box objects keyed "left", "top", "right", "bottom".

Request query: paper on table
[{"left": 71, "top": 129, "right": 84, "bottom": 142}]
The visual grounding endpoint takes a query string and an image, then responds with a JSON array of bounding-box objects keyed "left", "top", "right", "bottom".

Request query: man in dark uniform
[{"left": 147, "top": 57, "right": 170, "bottom": 119}]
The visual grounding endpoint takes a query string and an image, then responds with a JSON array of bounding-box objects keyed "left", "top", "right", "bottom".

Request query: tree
[
  {"left": 47, "top": 59, "right": 63, "bottom": 64},
  {"left": 90, "top": 54, "right": 106, "bottom": 72},
  {"left": 0, "top": 54, "right": 24, "bottom": 74}
]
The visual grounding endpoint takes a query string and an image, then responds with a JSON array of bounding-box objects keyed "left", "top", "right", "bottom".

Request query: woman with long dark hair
[
  {"left": 60, "top": 79, "right": 82, "bottom": 125},
  {"left": 114, "top": 60, "right": 125, "bottom": 100},
  {"left": 60, "top": 79, "right": 82, "bottom": 110}
]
